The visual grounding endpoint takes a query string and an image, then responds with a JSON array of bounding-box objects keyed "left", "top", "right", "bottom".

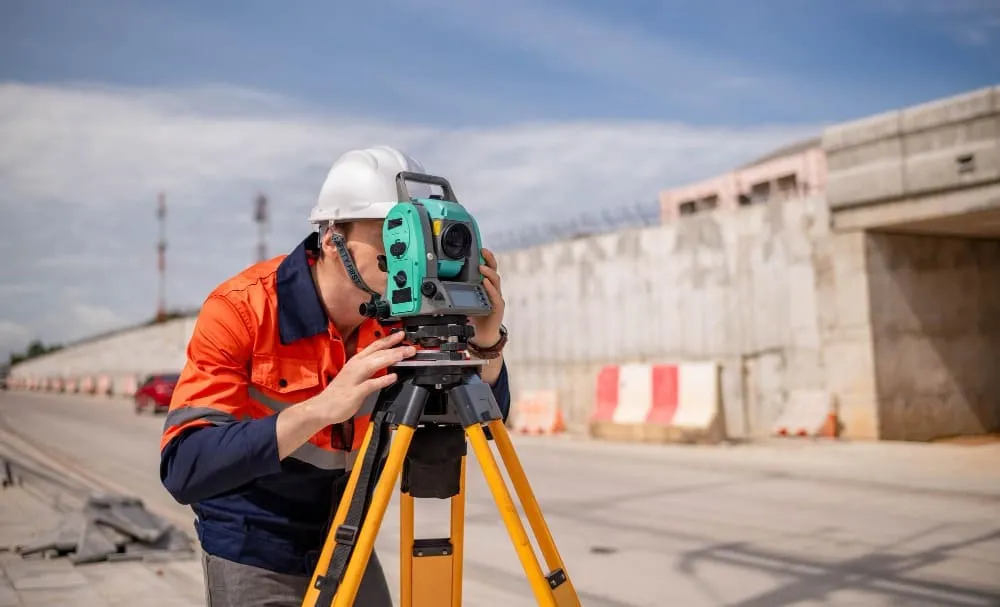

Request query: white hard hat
[{"left": 309, "top": 145, "right": 432, "bottom": 224}]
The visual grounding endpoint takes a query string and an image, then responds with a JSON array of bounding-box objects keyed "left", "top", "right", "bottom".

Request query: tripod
[{"left": 300, "top": 321, "right": 580, "bottom": 607}]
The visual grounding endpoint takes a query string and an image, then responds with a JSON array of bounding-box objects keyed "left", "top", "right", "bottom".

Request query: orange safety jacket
[{"left": 158, "top": 232, "right": 511, "bottom": 575}]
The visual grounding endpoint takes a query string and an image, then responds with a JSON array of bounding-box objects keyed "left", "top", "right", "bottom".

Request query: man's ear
[
  {"left": 318, "top": 224, "right": 330, "bottom": 254},
  {"left": 325, "top": 222, "right": 362, "bottom": 261},
  {"left": 318, "top": 222, "right": 338, "bottom": 259},
  {"left": 322, "top": 222, "right": 346, "bottom": 245}
]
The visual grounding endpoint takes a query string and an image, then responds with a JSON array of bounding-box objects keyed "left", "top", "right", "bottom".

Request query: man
[{"left": 159, "top": 145, "right": 511, "bottom": 606}]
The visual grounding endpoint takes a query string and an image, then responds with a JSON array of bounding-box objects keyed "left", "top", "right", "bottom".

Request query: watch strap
[{"left": 468, "top": 324, "right": 507, "bottom": 359}]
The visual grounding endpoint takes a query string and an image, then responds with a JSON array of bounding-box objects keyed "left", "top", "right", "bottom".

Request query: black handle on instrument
[{"left": 395, "top": 171, "right": 458, "bottom": 203}]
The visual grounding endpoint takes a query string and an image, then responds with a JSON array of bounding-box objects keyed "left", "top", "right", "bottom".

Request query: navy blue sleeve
[
  {"left": 160, "top": 416, "right": 283, "bottom": 505},
  {"left": 489, "top": 360, "right": 512, "bottom": 422}
]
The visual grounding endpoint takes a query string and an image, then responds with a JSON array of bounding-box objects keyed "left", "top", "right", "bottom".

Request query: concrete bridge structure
[
  {"left": 820, "top": 85, "right": 1000, "bottom": 442},
  {"left": 501, "top": 85, "right": 999, "bottom": 444}
]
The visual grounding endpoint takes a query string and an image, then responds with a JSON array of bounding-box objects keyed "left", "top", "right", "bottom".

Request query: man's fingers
[
  {"left": 480, "top": 254, "right": 502, "bottom": 293},
  {"left": 358, "top": 329, "right": 406, "bottom": 356},
  {"left": 480, "top": 265, "right": 501, "bottom": 292},
  {"left": 481, "top": 275, "right": 502, "bottom": 307},
  {"left": 363, "top": 373, "right": 398, "bottom": 394},
  {"left": 481, "top": 248, "right": 498, "bottom": 270},
  {"left": 480, "top": 263, "right": 500, "bottom": 282},
  {"left": 361, "top": 345, "right": 416, "bottom": 376},
  {"left": 377, "top": 329, "right": 407, "bottom": 349}
]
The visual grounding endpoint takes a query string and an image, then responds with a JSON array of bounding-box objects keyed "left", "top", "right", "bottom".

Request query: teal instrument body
[{"left": 380, "top": 172, "right": 492, "bottom": 319}]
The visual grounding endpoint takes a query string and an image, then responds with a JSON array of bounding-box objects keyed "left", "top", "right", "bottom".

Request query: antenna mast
[
  {"left": 254, "top": 192, "right": 269, "bottom": 263},
  {"left": 156, "top": 192, "right": 167, "bottom": 322}
]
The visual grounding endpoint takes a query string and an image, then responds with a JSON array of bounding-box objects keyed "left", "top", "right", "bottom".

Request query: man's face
[{"left": 327, "top": 219, "right": 387, "bottom": 295}]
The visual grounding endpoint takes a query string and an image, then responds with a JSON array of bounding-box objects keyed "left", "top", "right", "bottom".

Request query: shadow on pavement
[{"left": 677, "top": 526, "right": 1000, "bottom": 606}]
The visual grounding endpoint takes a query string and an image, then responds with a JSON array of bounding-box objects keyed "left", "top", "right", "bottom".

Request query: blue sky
[
  {"left": 0, "top": 0, "right": 998, "bottom": 358},
  {"left": 2, "top": 0, "right": 997, "bottom": 126}
]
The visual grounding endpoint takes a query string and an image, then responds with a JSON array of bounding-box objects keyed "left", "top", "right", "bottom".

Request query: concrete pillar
[{"left": 815, "top": 231, "right": 880, "bottom": 439}]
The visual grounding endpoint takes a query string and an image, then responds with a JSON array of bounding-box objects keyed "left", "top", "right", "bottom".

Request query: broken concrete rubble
[{"left": 11, "top": 492, "right": 194, "bottom": 565}]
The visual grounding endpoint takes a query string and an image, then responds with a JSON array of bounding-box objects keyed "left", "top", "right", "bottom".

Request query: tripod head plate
[{"left": 393, "top": 359, "right": 486, "bottom": 368}]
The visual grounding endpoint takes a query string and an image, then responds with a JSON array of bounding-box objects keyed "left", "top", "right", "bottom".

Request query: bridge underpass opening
[{"left": 863, "top": 208, "right": 1000, "bottom": 442}]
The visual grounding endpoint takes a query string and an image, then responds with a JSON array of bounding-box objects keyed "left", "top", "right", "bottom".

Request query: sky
[{"left": 0, "top": 0, "right": 998, "bottom": 362}]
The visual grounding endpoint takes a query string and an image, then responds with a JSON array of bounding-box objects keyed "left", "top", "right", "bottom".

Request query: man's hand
[
  {"left": 470, "top": 248, "right": 506, "bottom": 386},
  {"left": 275, "top": 331, "right": 415, "bottom": 459},
  {"left": 471, "top": 248, "right": 505, "bottom": 347},
  {"left": 313, "top": 330, "right": 416, "bottom": 424}
]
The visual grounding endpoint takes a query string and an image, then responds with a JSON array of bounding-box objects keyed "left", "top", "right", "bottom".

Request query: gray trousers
[{"left": 202, "top": 550, "right": 393, "bottom": 606}]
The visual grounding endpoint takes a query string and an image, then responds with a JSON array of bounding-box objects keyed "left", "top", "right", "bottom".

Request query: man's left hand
[{"left": 471, "top": 248, "right": 505, "bottom": 347}]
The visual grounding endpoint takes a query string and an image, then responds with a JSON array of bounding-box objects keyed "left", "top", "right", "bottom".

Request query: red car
[{"left": 134, "top": 373, "right": 180, "bottom": 414}]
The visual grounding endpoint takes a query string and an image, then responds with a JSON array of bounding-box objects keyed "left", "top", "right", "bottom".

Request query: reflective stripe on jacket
[{"left": 158, "top": 232, "right": 511, "bottom": 575}]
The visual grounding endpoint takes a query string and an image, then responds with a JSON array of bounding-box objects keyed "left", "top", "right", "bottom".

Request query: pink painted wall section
[{"left": 659, "top": 144, "right": 827, "bottom": 223}]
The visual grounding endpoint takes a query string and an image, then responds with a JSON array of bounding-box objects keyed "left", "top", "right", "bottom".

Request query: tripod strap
[{"left": 313, "top": 410, "right": 390, "bottom": 605}]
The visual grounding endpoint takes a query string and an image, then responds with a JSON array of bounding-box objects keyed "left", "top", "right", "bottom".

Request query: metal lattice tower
[
  {"left": 254, "top": 193, "right": 269, "bottom": 263},
  {"left": 156, "top": 192, "right": 167, "bottom": 322}
]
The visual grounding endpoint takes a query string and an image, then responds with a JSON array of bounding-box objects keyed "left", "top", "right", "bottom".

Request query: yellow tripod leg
[
  {"left": 331, "top": 425, "right": 415, "bottom": 607},
  {"left": 450, "top": 455, "right": 466, "bottom": 607},
  {"left": 302, "top": 422, "right": 376, "bottom": 607},
  {"left": 487, "top": 421, "right": 581, "bottom": 606},
  {"left": 465, "top": 424, "right": 558, "bottom": 607},
  {"left": 400, "top": 489, "right": 414, "bottom": 607},
  {"left": 401, "top": 455, "right": 467, "bottom": 607}
]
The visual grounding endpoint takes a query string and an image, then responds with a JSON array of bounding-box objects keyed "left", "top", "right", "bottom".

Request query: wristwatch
[{"left": 468, "top": 324, "right": 507, "bottom": 359}]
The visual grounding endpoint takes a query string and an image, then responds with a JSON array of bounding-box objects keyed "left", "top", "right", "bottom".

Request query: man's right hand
[
  {"left": 275, "top": 330, "right": 415, "bottom": 460},
  {"left": 316, "top": 330, "right": 416, "bottom": 424}
]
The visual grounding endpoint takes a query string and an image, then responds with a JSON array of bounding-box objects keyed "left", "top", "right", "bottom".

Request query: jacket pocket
[{"left": 249, "top": 355, "right": 322, "bottom": 413}]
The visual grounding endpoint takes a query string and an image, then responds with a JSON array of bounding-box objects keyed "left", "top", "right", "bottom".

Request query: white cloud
[
  {"left": 0, "top": 320, "right": 33, "bottom": 362},
  {"left": 0, "top": 80, "right": 819, "bottom": 359},
  {"left": 67, "top": 303, "right": 124, "bottom": 335}
]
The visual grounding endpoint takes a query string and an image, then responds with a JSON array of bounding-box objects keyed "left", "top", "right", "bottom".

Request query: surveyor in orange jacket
[{"left": 159, "top": 146, "right": 510, "bottom": 606}]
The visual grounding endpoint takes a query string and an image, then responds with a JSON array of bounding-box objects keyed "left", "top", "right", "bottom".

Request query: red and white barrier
[
  {"left": 116, "top": 375, "right": 139, "bottom": 397},
  {"left": 96, "top": 375, "right": 112, "bottom": 396},
  {"left": 511, "top": 390, "right": 566, "bottom": 435},
  {"left": 5, "top": 372, "right": 142, "bottom": 399},
  {"left": 589, "top": 362, "right": 724, "bottom": 443},
  {"left": 772, "top": 390, "right": 839, "bottom": 438}
]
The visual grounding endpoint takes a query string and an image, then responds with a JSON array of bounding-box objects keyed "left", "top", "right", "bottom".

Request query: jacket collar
[{"left": 276, "top": 232, "right": 329, "bottom": 345}]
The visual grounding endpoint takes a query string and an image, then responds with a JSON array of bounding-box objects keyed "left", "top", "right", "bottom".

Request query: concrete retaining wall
[
  {"left": 497, "top": 194, "right": 832, "bottom": 439},
  {"left": 9, "top": 316, "right": 195, "bottom": 392}
]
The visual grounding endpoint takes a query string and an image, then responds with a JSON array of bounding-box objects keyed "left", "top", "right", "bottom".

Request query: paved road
[{"left": 2, "top": 391, "right": 999, "bottom": 607}]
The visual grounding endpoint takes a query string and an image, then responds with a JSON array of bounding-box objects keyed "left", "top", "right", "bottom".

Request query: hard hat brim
[{"left": 308, "top": 201, "right": 398, "bottom": 224}]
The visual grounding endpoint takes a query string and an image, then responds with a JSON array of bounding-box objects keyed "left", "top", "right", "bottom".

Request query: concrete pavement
[
  {"left": 1, "top": 391, "right": 998, "bottom": 606},
  {"left": 0, "top": 476, "right": 203, "bottom": 607}
]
